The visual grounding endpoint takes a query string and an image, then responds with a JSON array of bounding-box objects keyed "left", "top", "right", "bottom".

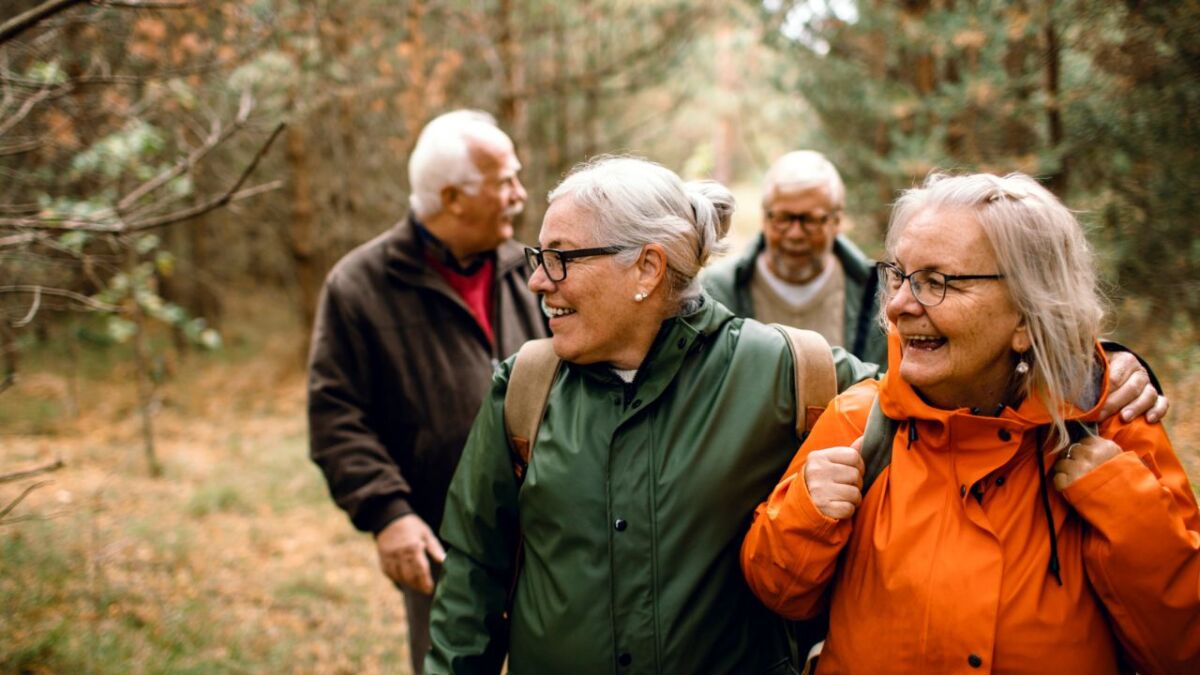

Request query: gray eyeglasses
[{"left": 878, "top": 261, "right": 1005, "bottom": 307}]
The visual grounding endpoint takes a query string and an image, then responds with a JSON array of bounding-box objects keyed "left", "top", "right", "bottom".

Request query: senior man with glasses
[{"left": 701, "top": 150, "right": 888, "bottom": 366}]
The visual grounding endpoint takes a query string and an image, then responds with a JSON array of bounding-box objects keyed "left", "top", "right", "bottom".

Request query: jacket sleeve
[
  {"left": 1063, "top": 418, "right": 1200, "bottom": 675},
  {"left": 740, "top": 381, "right": 876, "bottom": 620},
  {"left": 307, "top": 276, "right": 413, "bottom": 534},
  {"left": 426, "top": 366, "right": 520, "bottom": 675}
]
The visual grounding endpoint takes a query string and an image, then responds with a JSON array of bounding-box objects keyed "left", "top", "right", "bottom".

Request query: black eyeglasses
[
  {"left": 877, "top": 261, "right": 1005, "bottom": 307},
  {"left": 765, "top": 210, "right": 840, "bottom": 233},
  {"left": 524, "top": 246, "right": 627, "bottom": 282}
]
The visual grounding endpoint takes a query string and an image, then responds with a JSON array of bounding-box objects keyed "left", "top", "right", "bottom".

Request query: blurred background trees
[
  {"left": 2, "top": 0, "right": 1197, "bottom": 445},
  {"left": 760, "top": 0, "right": 1200, "bottom": 340}
]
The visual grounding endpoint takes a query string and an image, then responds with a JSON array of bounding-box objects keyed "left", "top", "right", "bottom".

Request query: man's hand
[
  {"left": 1100, "top": 351, "right": 1168, "bottom": 424},
  {"left": 803, "top": 437, "right": 865, "bottom": 520},
  {"left": 376, "top": 513, "right": 446, "bottom": 594},
  {"left": 1053, "top": 436, "right": 1122, "bottom": 491}
]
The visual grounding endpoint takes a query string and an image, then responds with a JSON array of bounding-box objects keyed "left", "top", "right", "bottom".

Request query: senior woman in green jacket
[
  {"left": 425, "top": 156, "right": 873, "bottom": 674},
  {"left": 424, "top": 157, "right": 1165, "bottom": 674}
]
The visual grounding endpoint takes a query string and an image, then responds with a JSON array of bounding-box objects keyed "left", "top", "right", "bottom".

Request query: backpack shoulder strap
[
  {"left": 504, "top": 338, "right": 561, "bottom": 481},
  {"left": 772, "top": 325, "right": 838, "bottom": 438},
  {"left": 860, "top": 393, "right": 900, "bottom": 496}
]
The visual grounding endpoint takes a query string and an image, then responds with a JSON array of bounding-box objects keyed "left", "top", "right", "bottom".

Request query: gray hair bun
[{"left": 685, "top": 180, "right": 734, "bottom": 266}]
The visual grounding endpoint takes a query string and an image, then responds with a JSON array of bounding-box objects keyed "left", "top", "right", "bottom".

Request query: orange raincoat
[{"left": 742, "top": 334, "right": 1200, "bottom": 674}]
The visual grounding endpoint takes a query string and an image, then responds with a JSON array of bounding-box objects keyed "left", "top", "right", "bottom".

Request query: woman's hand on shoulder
[
  {"left": 1052, "top": 436, "right": 1123, "bottom": 491},
  {"left": 804, "top": 437, "right": 865, "bottom": 520},
  {"left": 1101, "top": 351, "right": 1169, "bottom": 424}
]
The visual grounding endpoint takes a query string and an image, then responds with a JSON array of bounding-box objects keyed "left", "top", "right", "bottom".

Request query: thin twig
[
  {"left": 0, "top": 285, "right": 119, "bottom": 312},
  {"left": 123, "top": 122, "right": 286, "bottom": 231},
  {"left": 92, "top": 0, "right": 193, "bottom": 8},
  {"left": 0, "top": 138, "right": 44, "bottom": 157},
  {"left": 117, "top": 92, "right": 252, "bottom": 211},
  {"left": 0, "top": 480, "right": 53, "bottom": 523},
  {"left": 124, "top": 179, "right": 284, "bottom": 231},
  {"left": 0, "top": 460, "right": 63, "bottom": 485},
  {"left": 0, "top": 232, "right": 42, "bottom": 248},
  {"left": 0, "top": 0, "right": 86, "bottom": 46},
  {"left": 12, "top": 285, "right": 41, "bottom": 327}
]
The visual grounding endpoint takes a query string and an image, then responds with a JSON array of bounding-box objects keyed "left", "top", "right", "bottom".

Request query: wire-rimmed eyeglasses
[
  {"left": 524, "top": 246, "right": 627, "bottom": 282},
  {"left": 877, "top": 261, "right": 1005, "bottom": 307}
]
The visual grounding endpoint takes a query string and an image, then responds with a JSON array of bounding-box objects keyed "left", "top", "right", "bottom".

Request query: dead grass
[{"left": 0, "top": 298, "right": 412, "bottom": 675}]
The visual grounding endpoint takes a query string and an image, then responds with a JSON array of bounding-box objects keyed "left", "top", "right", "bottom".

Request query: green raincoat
[{"left": 427, "top": 296, "right": 874, "bottom": 674}]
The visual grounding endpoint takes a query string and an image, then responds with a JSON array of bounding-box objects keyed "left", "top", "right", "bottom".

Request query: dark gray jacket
[
  {"left": 701, "top": 233, "right": 887, "bottom": 367},
  {"left": 307, "top": 215, "right": 548, "bottom": 534}
]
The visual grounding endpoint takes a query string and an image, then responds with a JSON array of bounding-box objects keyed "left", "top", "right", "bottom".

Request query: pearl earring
[
  {"left": 634, "top": 292, "right": 647, "bottom": 302},
  {"left": 1015, "top": 356, "right": 1030, "bottom": 375}
]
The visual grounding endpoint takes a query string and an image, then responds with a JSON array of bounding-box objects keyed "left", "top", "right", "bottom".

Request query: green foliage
[
  {"left": 760, "top": 0, "right": 1200, "bottom": 344},
  {"left": 70, "top": 120, "right": 168, "bottom": 181}
]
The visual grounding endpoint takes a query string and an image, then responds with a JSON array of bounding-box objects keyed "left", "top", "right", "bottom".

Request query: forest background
[{"left": 2, "top": 1, "right": 1197, "bottom": 672}]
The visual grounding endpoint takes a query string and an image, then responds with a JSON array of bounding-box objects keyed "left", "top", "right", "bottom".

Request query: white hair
[
  {"left": 548, "top": 156, "right": 734, "bottom": 305},
  {"left": 761, "top": 150, "right": 846, "bottom": 210},
  {"left": 407, "top": 110, "right": 510, "bottom": 220},
  {"left": 885, "top": 172, "right": 1105, "bottom": 449}
]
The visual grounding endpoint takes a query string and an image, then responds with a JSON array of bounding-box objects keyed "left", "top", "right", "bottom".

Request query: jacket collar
[
  {"left": 385, "top": 212, "right": 528, "bottom": 286},
  {"left": 573, "top": 293, "right": 735, "bottom": 395},
  {"left": 733, "top": 232, "right": 874, "bottom": 285}
]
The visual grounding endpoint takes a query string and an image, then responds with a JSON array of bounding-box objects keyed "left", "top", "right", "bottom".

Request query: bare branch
[
  {"left": 0, "top": 480, "right": 54, "bottom": 523},
  {"left": 0, "top": 285, "right": 119, "bottom": 312},
  {"left": 0, "top": 85, "right": 54, "bottom": 136},
  {"left": 0, "top": 138, "right": 44, "bottom": 157},
  {"left": 123, "top": 122, "right": 286, "bottom": 232},
  {"left": 117, "top": 93, "right": 253, "bottom": 211},
  {"left": 124, "top": 179, "right": 284, "bottom": 232},
  {"left": 91, "top": 0, "right": 193, "bottom": 8},
  {"left": 12, "top": 284, "right": 41, "bottom": 327},
  {"left": 0, "top": 232, "right": 42, "bottom": 248},
  {"left": 0, "top": 0, "right": 86, "bottom": 46},
  {"left": 0, "top": 460, "right": 61, "bottom": 485}
]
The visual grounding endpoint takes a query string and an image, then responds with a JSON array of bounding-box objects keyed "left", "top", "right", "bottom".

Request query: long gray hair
[
  {"left": 886, "top": 172, "right": 1105, "bottom": 448},
  {"left": 548, "top": 156, "right": 733, "bottom": 305}
]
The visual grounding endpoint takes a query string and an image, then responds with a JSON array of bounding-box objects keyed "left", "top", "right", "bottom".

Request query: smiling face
[
  {"left": 885, "top": 207, "right": 1029, "bottom": 411},
  {"left": 528, "top": 196, "right": 654, "bottom": 369},
  {"left": 761, "top": 185, "right": 839, "bottom": 283}
]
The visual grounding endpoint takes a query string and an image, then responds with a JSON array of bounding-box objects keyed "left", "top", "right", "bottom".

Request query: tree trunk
[{"left": 287, "top": 124, "right": 320, "bottom": 355}]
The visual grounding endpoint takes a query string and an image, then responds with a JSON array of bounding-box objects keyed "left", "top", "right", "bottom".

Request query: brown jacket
[{"left": 307, "top": 215, "right": 548, "bottom": 535}]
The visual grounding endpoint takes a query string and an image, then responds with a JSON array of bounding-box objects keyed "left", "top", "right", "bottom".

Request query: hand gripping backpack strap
[
  {"left": 772, "top": 325, "right": 838, "bottom": 438},
  {"left": 796, "top": 392, "right": 899, "bottom": 675},
  {"left": 504, "top": 338, "right": 561, "bottom": 481}
]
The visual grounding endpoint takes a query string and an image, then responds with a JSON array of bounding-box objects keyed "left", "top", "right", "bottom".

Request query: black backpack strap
[{"left": 860, "top": 393, "right": 900, "bottom": 496}]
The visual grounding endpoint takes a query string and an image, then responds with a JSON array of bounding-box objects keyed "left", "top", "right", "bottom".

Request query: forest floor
[
  {"left": 2, "top": 289, "right": 1198, "bottom": 674},
  {"left": 1, "top": 294, "right": 411, "bottom": 674}
]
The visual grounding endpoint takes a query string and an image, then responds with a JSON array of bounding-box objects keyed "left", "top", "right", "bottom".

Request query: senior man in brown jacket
[{"left": 307, "top": 110, "right": 547, "bottom": 674}]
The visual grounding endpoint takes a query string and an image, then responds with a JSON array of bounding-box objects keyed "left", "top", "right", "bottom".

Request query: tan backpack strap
[
  {"left": 504, "top": 338, "right": 561, "bottom": 480},
  {"left": 773, "top": 325, "right": 837, "bottom": 437}
]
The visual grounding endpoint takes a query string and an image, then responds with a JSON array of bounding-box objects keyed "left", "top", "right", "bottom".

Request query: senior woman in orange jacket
[{"left": 741, "top": 172, "right": 1200, "bottom": 674}]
